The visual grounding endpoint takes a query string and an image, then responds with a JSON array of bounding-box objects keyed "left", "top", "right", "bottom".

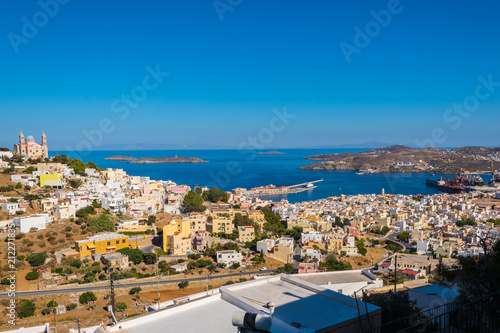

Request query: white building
[
  {"left": 83, "top": 274, "right": 381, "bottom": 333},
  {"left": 301, "top": 230, "right": 322, "bottom": 244},
  {"left": 0, "top": 202, "right": 24, "bottom": 215},
  {"left": 13, "top": 214, "right": 52, "bottom": 233},
  {"left": 300, "top": 248, "right": 322, "bottom": 262},
  {"left": 216, "top": 250, "right": 242, "bottom": 266},
  {"left": 54, "top": 200, "right": 76, "bottom": 220}
]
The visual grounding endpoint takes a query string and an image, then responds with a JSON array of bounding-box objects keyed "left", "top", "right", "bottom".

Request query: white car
[{"left": 259, "top": 267, "right": 267, "bottom": 271}]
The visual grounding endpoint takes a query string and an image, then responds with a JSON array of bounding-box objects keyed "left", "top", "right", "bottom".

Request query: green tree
[
  {"left": 27, "top": 252, "right": 48, "bottom": 267},
  {"left": 147, "top": 215, "right": 156, "bottom": 226},
  {"left": 143, "top": 253, "right": 157, "bottom": 265},
  {"left": 16, "top": 299, "right": 36, "bottom": 318},
  {"left": 320, "top": 254, "right": 352, "bottom": 271},
  {"left": 70, "top": 259, "right": 82, "bottom": 269},
  {"left": 183, "top": 191, "right": 207, "bottom": 213},
  {"left": 178, "top": 280, "right": 189, "bottom": 289},
  {"left": 355, "top": 238, "right": 368, "bottom": 256},
  {"left": 68, "top": 179, "right": 83, "bottom": 190},
  {"left": 66, "top": 303, "right": 77, "bottom": 311},
  {"left": 397, "top": 232, "right": 410, "bottom": 242},
  {"left": 79, "top": 291, "right": 97, "bottom": 304},
  {"left": 47, "top": 300, "right": 58, "bottom": 308},
  {"left": 363, "top": 291, "right": 422, "bottom": 328},
  {"left": 115, "top": 302, "right": 127, "bottom": 311},
  {"left": 87, "top": 214, "right": 115, "bottom": 233},
  {"left": 129, "top": 287, "right": 142, "bottom": 295},
  {"left": 440, "top": 238, "right": 500, "bottom": 303},
  {"left": 117, "top": 248, "right": 144, "bottom": 265},
  {"left": 25, "top": 271, "right": 40, "bottom": 280}
]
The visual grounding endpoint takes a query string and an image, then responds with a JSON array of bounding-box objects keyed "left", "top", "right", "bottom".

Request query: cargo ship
[{"left": 425, "top": 177, "right": 465, "bottom": 194}]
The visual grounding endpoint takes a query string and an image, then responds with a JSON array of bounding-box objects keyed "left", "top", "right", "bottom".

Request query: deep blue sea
[{"left": 52, "top": 149, "right": 495, "bottom": 203}]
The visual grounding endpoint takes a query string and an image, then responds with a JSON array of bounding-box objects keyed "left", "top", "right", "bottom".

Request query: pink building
[{"left": 191, "top": 230, "right": 206, "bottom": 251}]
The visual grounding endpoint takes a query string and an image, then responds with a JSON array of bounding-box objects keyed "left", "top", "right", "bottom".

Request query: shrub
[
  {"left": 129, "top": 287, "right": 142, "bottom": 295},
  {"left": 41, "top": 308, "right": 51, "bottom": 316},
  {"left": 70, "top": 259, "right": 82, "bottom": 269},
  {"left": 16, "top": 299, "right": 36, "bottom": 318},
  {"left": 66, "top": 303, "right": 77, "bottom": 311},
  {"left": 47, "top": 300, "right": 58, "bottom": 308},
  {"left": 178, "top": 281, "right": 189, "bottom": 289},
  {"left": 79, "top": 292, "right": 97, "bottom": 304},
  {"left": 116, "top": 302, "right": 127, "bottom": 311},
  {"left": 188, "top": 253, "right": 201, "bottom": 260},
  {"left": 25, "top": 271, "right": 39, "bottom": 280}
]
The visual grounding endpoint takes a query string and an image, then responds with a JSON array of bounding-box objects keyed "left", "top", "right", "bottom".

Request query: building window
[
  {"left": 122, "top": 239, "right": 126, "bottom": 243},
  {"left": 107, "top": 242, "right": 111, "bottom": 246}
]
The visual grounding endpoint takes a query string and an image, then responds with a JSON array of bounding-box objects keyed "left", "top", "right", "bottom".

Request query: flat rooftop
[
  {"left": 113, "top": 275, "right": 380, "bottom": 333},
  {"left": 295, "top": 270, "right": 373, "bottom": 286},
  {"left": 76, "top": 233, "right": 126, "bottom": 243},
  {"left": 121, "top": 296, "right": 240, "bottom": 333},
  {"left": 222, "top": 275, "right": 380, "bottom": 332}
]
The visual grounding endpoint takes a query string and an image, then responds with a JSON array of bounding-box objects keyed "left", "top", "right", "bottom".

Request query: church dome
[{"left": 26, "top": 135, "right": 34, "bottom": 139}]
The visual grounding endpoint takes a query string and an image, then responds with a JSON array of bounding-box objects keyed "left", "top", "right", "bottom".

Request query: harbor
[{"left": 244, "top": 179, "right": 324, "bottom": 198}]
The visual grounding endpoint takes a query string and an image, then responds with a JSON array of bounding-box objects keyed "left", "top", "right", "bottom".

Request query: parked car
[{"left": 259, "top": 267, "right": 267, "bottom": 271}]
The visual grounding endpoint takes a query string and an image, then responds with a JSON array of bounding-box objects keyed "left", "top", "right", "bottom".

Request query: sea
[{"left": 52, "top": 149, "right": 496, "bottom": 204}]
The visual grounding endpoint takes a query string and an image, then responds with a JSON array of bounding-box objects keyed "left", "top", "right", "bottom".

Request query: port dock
[{"left": 245, "top": 179, "right": 324, "bottom": 197}]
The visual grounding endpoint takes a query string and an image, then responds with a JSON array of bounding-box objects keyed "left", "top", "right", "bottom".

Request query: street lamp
[{"left": 206, "top": 269, "right": 215, "bottom": 295}]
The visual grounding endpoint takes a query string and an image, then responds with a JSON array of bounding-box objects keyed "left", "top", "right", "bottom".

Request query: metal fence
[{"left": 364, "top": 290, "right": 500, "bottom": 333}]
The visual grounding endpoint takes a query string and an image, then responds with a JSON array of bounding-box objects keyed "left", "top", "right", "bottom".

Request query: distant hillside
[{"left": 300, "top": 145, "right": 500, "bottom": 174}]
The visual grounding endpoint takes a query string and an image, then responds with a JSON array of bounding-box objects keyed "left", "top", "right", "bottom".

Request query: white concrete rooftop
[{"left": 111, "top": 274, "right": 380, "bottom": 333}]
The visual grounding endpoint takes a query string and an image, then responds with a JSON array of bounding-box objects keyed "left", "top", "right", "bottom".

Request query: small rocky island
[
  {"left": 105, "top": 155, "right": 208, "bottom": 163},
  {"left": 256, "top": 150, "right": 286, "bottom": 155}
]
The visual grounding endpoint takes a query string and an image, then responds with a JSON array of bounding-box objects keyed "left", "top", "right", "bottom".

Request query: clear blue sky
[{"left": 1, "top": 0, "right": 499, "bottom": 150}]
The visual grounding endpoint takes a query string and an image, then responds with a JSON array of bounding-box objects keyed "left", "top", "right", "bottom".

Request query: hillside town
[{"left": 1, "top": 134, "right": 500, "bottom": 332}]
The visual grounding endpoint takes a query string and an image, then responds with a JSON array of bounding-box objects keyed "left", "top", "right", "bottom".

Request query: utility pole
[
  {"left": 52, "top": 308, "right": 57, "bottom": 333},
  {"left": 110, "top": 268, "right": 116, "bottom": 316},
  {"left": 78, "top": 318, "right": 81, "bottom": 333},
  {"left": 156, "top": 250, "right": 160, "bottom": 310},
  {"left": 394, "top": 255, "right": 397, "bottom": 293}
]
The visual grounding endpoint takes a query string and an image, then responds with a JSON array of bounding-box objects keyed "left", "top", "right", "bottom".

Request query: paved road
[
  {"left": 0, "top": 270, "right": 275, "bottom": 299},
  {"left": 385, "top": 232, "right": 407, "bottom": 252}
]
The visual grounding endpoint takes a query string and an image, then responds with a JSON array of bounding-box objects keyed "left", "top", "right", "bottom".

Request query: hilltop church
[{"left": 13, "top": 131, "right": 48, "bottom": 160}]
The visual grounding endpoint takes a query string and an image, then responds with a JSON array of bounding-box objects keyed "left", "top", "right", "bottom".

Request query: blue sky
[{"left": 1, "top": 0, "right": 499, "bottom": 150}]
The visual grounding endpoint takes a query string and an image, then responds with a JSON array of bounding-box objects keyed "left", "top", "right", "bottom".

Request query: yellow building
[
  {"left": 211, "top": 217, "right": 233, "bottom": 234},
  {"left": 74, "top": 233, "right": 130, "bottom": 258},
  {"left": 166, "top": 232, "right": 192, "bottom": 255},
  {"left": 40, "top": 173, "right": 63, "bottom": 188},
  {"left": 162, "top": 218, "right": 191, "bottom": 252},
  {"left": 248, "top": 210, "right": 265, "bottom": 221},
  {"left": 238, "top": 226, "right": 255, "bottom": 243},
  {"left": 326, "top": 234, "right": 344, "bottom": 254}
]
